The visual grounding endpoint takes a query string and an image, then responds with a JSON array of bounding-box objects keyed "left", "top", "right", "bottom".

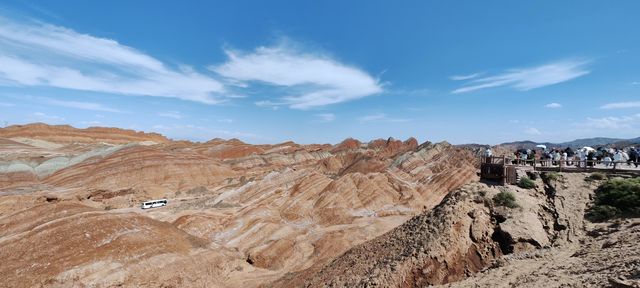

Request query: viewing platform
[{"left": 479, "top": 156, "right": 640, "bottom": 185}]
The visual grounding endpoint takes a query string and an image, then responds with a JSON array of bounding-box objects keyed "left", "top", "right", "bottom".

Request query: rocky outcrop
[{"left": 302, "top": 175, "right": 592, "bottom": 287}]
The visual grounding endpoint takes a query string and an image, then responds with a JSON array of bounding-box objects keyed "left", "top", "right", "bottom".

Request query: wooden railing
[{"left": 480, "top": 156, "right": 640, "bottom": 173}]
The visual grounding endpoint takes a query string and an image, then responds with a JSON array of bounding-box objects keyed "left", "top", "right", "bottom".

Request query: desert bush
[
  {"left": 586, "top": 177, "right": 640, "bottom": 221},
  {"left": 586, "top": 205, "right": 621, "bottom": 222},
  {"left": 518, "top": 177, "right": 536, "bottom": 189},
  {"left": 493, "top": 191, "right": 519, "bottom": 208},
  {"left": 544, "top": 172, "right": 561, "bottom": 182},
  {"left": 586, "top": 172, "right": 606, "bottom": 181}
]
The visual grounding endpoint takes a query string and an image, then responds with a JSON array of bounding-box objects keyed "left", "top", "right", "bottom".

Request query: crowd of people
[{"left": 484, "top": 146, "right": 640, "bottom": 168}]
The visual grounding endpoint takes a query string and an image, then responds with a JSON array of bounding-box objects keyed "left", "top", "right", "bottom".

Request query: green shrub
[
  {"left": 518, "top": 177, "right": 536, "bottom": 189},
  {"left": 586, "top": 172, "right": 606, "bottom": 181},
  {"left": 586, "top": 205, "right": 621, "bottom": 222},
  {"left": 493, "top": 191, "right": 519, "bottom": 208},
  {"left": 586, "top": 177, "right": 640, "bottom": 221},
  {"left": 545, "top": 172, "right": 560, "bottom": 182}
]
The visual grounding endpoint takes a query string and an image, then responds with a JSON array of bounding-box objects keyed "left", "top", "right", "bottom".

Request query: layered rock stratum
[
  {"left": 4, "top": 124, "right": 635, "bottom": 288},
  {"left": 0, "top": 124, "right": 478, "bottom": 287}
]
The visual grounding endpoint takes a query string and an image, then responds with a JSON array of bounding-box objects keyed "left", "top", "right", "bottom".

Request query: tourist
[
  {"left": 630, "top": 148, "right": 639, "bottom": 168},
  {"left": 553, "top": 150, "right": 561, "bottom": 166},
  {"left": 603, "top": 154, "right": 612, "bottom": 167},
  {"left": 613, "top": 150, "right": 622, "bottom": 168}
]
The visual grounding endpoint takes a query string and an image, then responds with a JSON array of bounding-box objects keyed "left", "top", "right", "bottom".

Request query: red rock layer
[{"left": 0, "top": 123, "right": 170, "bottom": 144}]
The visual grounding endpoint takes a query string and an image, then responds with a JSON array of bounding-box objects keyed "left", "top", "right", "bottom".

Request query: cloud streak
[
  {"left": 358, "top": 113, "right": 410, "bottom": 123},
  {"left": 600, "top": 101, "right": 640, "bottom": 109},
  {"left": 525, "top": 127, "right": 541, "bottom": 135},
  {"left": 0, "top": 15, "right": 225, "bottom": 104},
  {"left": 544, "top": 102, "right": 562, "bottom": 109},
  {"left": 579, "top": 114, "right": 640, "bottom": 130},
  {"left": 449, "top": 73, "right": 481, "bottom": 81},
  {"left": 315, "top": 113, "right": 335, "bottom": 122},
  {"left": 211, "top": 44, "right": 383, "bottom": 109},
  {"left": 44, "top": 98, "right": 123, "bottom": 113},
  {"left": 157, "top": 111, "right": 183, "bottom": 119},
  {"left": 452, "top": 60, "right": 590, "bottom": 94}
]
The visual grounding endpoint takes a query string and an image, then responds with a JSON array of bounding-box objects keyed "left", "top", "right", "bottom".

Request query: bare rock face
[
  {"left": 300, "top": 183, "right": 504, "bottom": 288},
  {"left": 300, "top": 172, "right": 636, "bottom": 288},
  {"left": 0, "top": 123, "right": 480, "bottom": 287}
]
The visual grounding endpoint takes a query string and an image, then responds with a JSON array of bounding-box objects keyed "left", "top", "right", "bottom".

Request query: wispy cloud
[
  {"left": 449, "top": 73, "right": 481, "bottom": 81},
  {"left": 452, "top": 60, "right": 590, "bottom": 94},
  {"left": 211, "top": 43, "right": 382, "bottom": 109},
  {"left": 600, "top": 101, "right": 640, "bottom": 109},
  {"left": 44, "top": 98, "right": 122, "bottom": 112},
  {"left": 31, "top": 112, "right": 64, "bottom": 122},
  {"left": 0, "top": 101, "right": 14, "bottom": 107},
  {"left": 157, "top": 111, "right": 183, "bottom": 119},
  {"left": 79, "top": 120, "right": 103, "bottom": 127},
  {"left": 315, "top": 113, "right": 335, "bottom": 122},
  {"left": 525, "top": 127, "right": 541, "bottom": 135},
  {"left": 544, "top": 102, "right": 562, "bottom": 109},
  {"left": 358, "top": 113, "right": 410, "bottom": 123},
  {"left": 150, "top": 123, "right": 260, "bottom": 141},
  {"left": 217, "top": 118, "right": 234, "bottom": 123},
  {"left": 0, "top": 15, "right": 225, "bottom": 104},
  {"left": 579, "top": 114, "right": 640, "bottom": 130}
]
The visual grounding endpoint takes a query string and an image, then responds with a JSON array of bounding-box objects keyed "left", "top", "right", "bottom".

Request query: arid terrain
[
  {"left": 1, "top": 124, "right": 638, "bottom": 288},
  {"left": 0, "top": 123, "right": 479, "bottom": 287}
]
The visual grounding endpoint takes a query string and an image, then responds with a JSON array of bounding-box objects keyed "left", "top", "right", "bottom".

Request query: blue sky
[{"left": 0, "top": 1, "right": 639, "bottom": 144}]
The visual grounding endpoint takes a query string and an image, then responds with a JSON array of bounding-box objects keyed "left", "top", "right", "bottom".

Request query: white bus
[{"left": 141, "top": 199, "right": 167, "bottom": 209}]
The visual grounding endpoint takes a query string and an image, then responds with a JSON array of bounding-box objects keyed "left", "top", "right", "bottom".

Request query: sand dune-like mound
[{"left": 0, "top": 123, "right": 170, "bottom": 144}]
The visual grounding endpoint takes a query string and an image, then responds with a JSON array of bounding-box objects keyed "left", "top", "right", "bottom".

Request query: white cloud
[
  {"left": 44, "top": 98, "right": 122, "bottom": 112},
  {"left": 0, "top": 15, "right": 225, "bottom": 104},
  {"left": 79, "top": 120, "right": 103, "bottom": 126},
  {"left": 452, "top": 60, "right": 590, "bottom": 94},
  {"left": 525, "top": 127, "right": 541, "bottom": 135},
  {"left": 449, "top": 73, "right": 481, "bottom": 81},
  {"left": 580, "top": 114, "right": 640, "bottom": 130},
  {"left": 31, "top": 112, "right": 64, "bottom": 121},
  {"left": 315, "top": 113, "right": 335, "bottom": 122},
  {"left": 358, "top": 113, "right": 411, "bottom": 123},
  {"left": 544, "top": 102, "right": 562, "bottom": 109},
  {"left": 600, "top": 101, "right": 640, "bottom": 109},
  {"left": 211, "top": 44, "right": 382, "bottom": 109},
  {"left": 150, "top": 123, "right": 259, "bottom": 141},
  {"left": 157, "top": 111, "right": 183, "bottom": 119}
]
